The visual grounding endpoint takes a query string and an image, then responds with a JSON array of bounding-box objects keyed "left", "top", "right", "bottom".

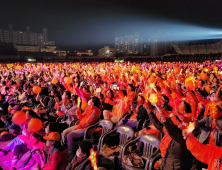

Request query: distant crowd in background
[{"left": 0, "top": 51, "right": 221, "bottom": 63}]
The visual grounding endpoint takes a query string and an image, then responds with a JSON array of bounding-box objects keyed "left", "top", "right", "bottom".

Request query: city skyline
[
  {"left": 0, "top": 24, "right": 55, "bottom": 47},
  {"left": 0, "top": 0, "right": 221, "bottom": 52},
  {"left": 0, "top": 24, "right": 221, "bottom": 56}
]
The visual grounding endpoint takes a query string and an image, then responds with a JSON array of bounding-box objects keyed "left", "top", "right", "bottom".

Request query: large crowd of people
[{"left": 0, "top": 61, "right": 221, "bottom": 170}]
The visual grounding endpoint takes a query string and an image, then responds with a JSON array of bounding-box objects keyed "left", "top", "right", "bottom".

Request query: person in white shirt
[{"left": 60, "top": 94, "right": 78, "bottom": 125}]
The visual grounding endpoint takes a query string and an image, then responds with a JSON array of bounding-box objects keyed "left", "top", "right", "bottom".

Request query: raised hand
[{"left": 182, "top": 129, "right": 192, "bottom": 140}]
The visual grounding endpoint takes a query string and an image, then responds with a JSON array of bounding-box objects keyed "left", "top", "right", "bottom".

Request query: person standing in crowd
[
  {"left": 195, "top": 104, "right": 222, "bottom": 146},
  {"left": 144, "top": 102, "right": 193, "bottom": 170},
  {"left": 183, "top": 129, "right": 222, "bottom": 170}
]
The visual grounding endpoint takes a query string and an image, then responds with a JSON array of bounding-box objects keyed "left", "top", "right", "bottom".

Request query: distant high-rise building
[
  {"left": 150, "top": 32, "right": 173, "bottom": 56},
  {"left": 43, "top": 28, "right": 47, "bottom": 44},
  {"left": 150, "top": 34, "right": 158, "bottom": 56},
  {"left": 114, "top": 34, "right": 143, "bottom": 55},
  {"left": 143, "top": 38, "right": 151, "bottom": 56},
  {"left": 8, "top": 24, "right": 13, "bottom": 43},
  {"left": 0, "top": 25, "right": 55, "bottom": 47}
]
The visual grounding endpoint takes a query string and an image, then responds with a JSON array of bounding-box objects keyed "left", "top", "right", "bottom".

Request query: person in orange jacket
[
  {"left": 183, "top": 130, "right": 222, "bottom": 170},
  {"left": 62, "top": 96, "right": 101, "bottom": 154}
]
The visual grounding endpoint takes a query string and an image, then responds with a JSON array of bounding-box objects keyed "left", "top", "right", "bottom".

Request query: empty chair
[
  {"left": 121, "top": 134, "right": 160, "bottom": 170},
  {"left": 98, "top": 125, "right": 134, "bottom": 169},
  {"left": 84, "top": 119, "right": 113, "bottom": 140},
  {"left": 83, "top": 120, "right": 113, "bottom": 151}
]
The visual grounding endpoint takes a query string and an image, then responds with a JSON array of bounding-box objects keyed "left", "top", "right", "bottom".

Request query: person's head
[
  {"left": 103, "top": 82, "right": 108, "bottom": 88},
  {"left": 71, "top": 95, "right": 78, "bottom": 104},
  {"left": 11, "top": 81, "right": 17, "bottom": 88},
  {"left": 37, "top": 77, "right": 43, "bottom": 83},
  {"left": 213, "top": 77, "right": 219, "bottom": 84},
  {"left": 76, "top": 140, "right": 92, "bottom": 158},
  {"left": 99, "top": 93, "right": 104, "bottom": 103},
  {"left": 23, "top": 84, "right": 27, "bottom": 92},
  {"left": 178, "top": 100, "right": 191, "bottom": 113},
  {"left": 106, "top": 89, "right": 114, "bottom": 100},
  {"left": 74, "top": 76, "right": 80, "bottom": 83},
  {"left": 62, "top": 90, "right": 71, "bottom": 100},
  {"left": 74, "top": 81, "right": 80, "bottom": 88},
  {"left": 127, "top": 84, "right": 135, "bottom": 91},
  {"left": 2, "top": 76, "right": 6, "bottom": 81},
  {"left": 161, "top": 94, "right": 170, "bottom": 105},
  {"left": 97, "top": 76, "right": 102, "bottom": 84},
  {"left": 20, "top": 74, "right": 25, "bottom": 80},
  {"left": 27, "top": 75, "right": 32, "bottom": 81},
  {"left": 50, "top": 89, "right": 56, "bottom": 96},
  {"left": 198, "top": 80, "right": 205, "bottom": 88},
  {"left": 156, "top": 86, "right": 161, "bottom": 92},
  {"left": 88, "top": 96, "right": 101, "bottom": 107},
  {"left": 39, "top": 87, "right": 48, "bottom": 96},
  {"left": 210, "top": 92, "right": 219, "bottom": 102},
  {"left": 209, "top": 105, "right": 221, "bottom": 119},
  {"left": 209, "top": 73, "right": 216, "bottom": 81},
  {"left": 6, "top": 76, "right": 10, "bottom": 81},
  {"left": 40, "top": 80, "right": 45, "bottom": 87},
  {"left": 26, "top": 110, "right": 37, "bottom": 120},
  {"left": 137, "top": 95, "right": 145, "bottom": 105},
  {"left": 23, "top": 83, "right": 31, "bottom": 93},
  {"left": 33, "top": 77, "right": 37, "bottom": 83},
  {"left": 44, "top": 122, "right": 58, "bottom": 135},
  {"left": 44, "top": 132, "right": 61, "bottom": 147},
  {"left": 1, "top": 81, "right": 6, "bottom": 86},
  {"left": 82, "top": 85, "right": 89, "bottom": 93}
]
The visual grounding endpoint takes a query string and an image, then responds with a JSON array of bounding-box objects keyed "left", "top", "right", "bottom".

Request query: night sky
[{"left": 0, "top": 0, "right": 222, "bottom": 52}]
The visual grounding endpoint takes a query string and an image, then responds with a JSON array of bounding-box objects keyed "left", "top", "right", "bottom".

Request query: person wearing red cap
[{"left": 43, "top": 132, "right": 68, "bottom": 170}]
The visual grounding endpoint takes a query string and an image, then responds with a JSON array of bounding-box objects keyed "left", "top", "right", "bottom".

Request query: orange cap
[
  {"left": 1, "top": 131, "right": 9, "bottom": 135},
  {"left": 43, "top": 132, "right": 60, "bottom": 141}
]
